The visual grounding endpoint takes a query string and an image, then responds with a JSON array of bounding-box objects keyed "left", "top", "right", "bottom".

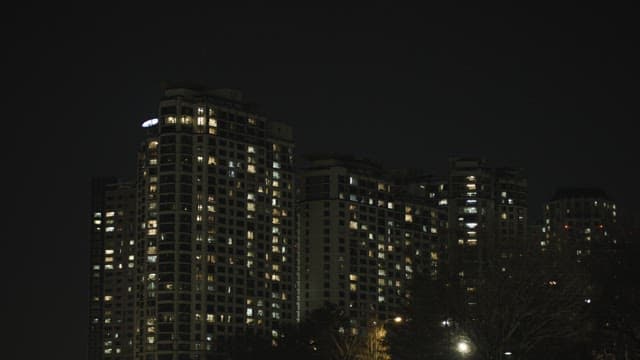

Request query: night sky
[{"left": 4, "top": 3, "right": 638, "bottom": 359}]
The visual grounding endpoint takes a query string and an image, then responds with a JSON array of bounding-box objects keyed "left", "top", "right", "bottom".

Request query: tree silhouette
[{"left": 389, "top": 248, "right": 591, "bottom": 359}]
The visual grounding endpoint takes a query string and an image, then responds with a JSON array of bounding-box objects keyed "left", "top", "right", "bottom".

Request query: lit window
[{"left": 464, "top": 207, "right": 477, "bottom": 214}]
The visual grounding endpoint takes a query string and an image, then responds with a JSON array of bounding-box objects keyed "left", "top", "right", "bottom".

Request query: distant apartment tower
[
  {"left": 447, "top": 158, "right": 527, "bottom": 283},
  {"left": 135, "top": 84, "right": 296, "bottom": 359},
  {"left": 89, "top": 178, "right": 137, "bottom": 360},
  {"left": 297, "top": 156, "right": 446, "bottom": 327},
  {"left": 493, "top": 167, "right": 528, "bottom": 254},
  {"left": 543, "top": 188, "right": 619, "bottom": 262}
]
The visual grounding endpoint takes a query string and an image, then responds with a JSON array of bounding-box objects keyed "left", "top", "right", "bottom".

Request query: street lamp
[
  {"left": 456, "top": 340, "right": 471, "bottom": 355},
  {"left": 453, "top": 336, "right": 473, "bottom": 358}
]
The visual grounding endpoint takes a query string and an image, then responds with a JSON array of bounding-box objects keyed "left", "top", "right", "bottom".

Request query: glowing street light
[{"left": 456, "top": 341, "right": 471, "bottom": 355}]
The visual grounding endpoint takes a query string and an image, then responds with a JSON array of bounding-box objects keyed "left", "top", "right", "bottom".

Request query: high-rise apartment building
[
  {"left": 89, "top": 178, "right": 138, "bottom": 360},
  {"left": 447, "top": 158, "right": 527, "bottom": 284},
  {"left": 297, "top": 156, "right": 446, "bottom": 329},
  {"left": 493, "top": 167, "right": 528, "bottom": 254},
  {"left": 543, "top": 190, "right": 627, "bottom": 357},
  {"left": 135, "top": 84, "right": 296, "bottom": 359},
  {"left": 543, "top": 188, "right": 619, "bottom": 262}
]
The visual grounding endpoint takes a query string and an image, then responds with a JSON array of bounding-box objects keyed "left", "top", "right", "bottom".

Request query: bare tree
[
  {"left": 458, "top": 251, "right": 591, "bottom": 359},
  {"left": 389, "top": 249, "right": 591, "bottom": 359}
]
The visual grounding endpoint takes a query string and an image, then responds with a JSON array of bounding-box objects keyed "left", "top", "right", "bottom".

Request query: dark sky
[{"left": 4, "top": 3, "right": 637, "bottom": 359}]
